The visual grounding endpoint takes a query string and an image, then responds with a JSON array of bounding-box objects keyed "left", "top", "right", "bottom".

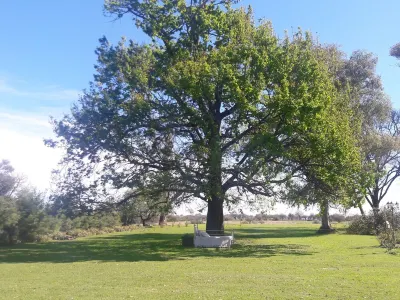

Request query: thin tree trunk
[
  {"left": 319, "top": 199, "right": 333, "bottom": 232},
  {"left": 159, "top": 213, "right": 165, "bottom": 226},
  {"left": 358, "top": 202, "right": 365, "bottom": 217},
  {"left": 371, "top": 196, "right": 380, "bottom": 232}
]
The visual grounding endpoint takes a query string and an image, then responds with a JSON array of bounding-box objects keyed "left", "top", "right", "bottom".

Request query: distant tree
[
  {"left": 362, "top": 110, "right": 400, "bottom": 212},
  {"left": 295, "top": 209, "right": 304, "bottom": 220},
  {"left": 15, "top": 188, "right": 57, "bottom": 242},
  {"left": 344, "top": 51, "right": 394, "bottom": 215},
  {"left": 0, "top": 160, "right": 23, "bottom": 197},
  {"left": 277, "top": 214, "right": 287, "bottom": 221},
  {"left": 390, "top": 43, "right": 400, "bottom": 61},
  {"left": 330, "top": 214, "right": 345, "bottom": 223},
  {"left": 340, "top": 50, "right": 400, "bottom": 215},
  {"left": 120, "top": 188, "right": 188, "bottom": 226},
  {"left": 285, "top": 50, "right": 393, "bottom": 231},
  {"left": 282, "top": 178, "right": 343, "bottom": 231},
  {"left": 307, "top": 213, "right": 316, "bottom": 221},
  {"left": 0, "top": 196, "right": 20, "bottom": 244},
  {"left": 48, "top": 158, "right": 116, "bottom": 218}
]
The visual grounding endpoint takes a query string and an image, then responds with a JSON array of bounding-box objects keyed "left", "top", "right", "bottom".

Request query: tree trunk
[
  {"left": 205, "top": 116, "right": 224, "bottom": 235},
  {"left": 206, "top": 196, "right": 224, "bottom": 235},
  {"left": 358, "top": 202, "right": 365, "bottom": 217},
  {"left": 371, "top": 196, "right": 380, "bottom": 232},
  {"left": 159, "top": 213, "right": 165, "bottom": 226},
  {"left": 141, "top": 219, "right": 147, "bottom": 227},
  {"left": 319, "top": 199, "right": 333, "bottom": 232}
]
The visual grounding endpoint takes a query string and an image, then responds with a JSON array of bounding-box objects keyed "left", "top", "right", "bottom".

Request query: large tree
[
  {"left": 341, "top": 51, "right": 400, "bottom": 213},
  {"left": 49, "top": 0, "right": 358, "bottom": 232},
  {"left": 280, "top": 49, "right": 393, "bottom": 229},
  {"left": 362, "top": 110, "right": 400, "bottom": 211}
]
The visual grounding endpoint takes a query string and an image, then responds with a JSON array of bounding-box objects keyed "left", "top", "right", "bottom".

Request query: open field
[{"left": 0, "top": 223, "right": 399, "bottom": 299}]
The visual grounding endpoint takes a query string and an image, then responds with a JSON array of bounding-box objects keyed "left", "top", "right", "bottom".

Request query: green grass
[{"left": 0, "top": 223, "right": 399, "bottom": 299}]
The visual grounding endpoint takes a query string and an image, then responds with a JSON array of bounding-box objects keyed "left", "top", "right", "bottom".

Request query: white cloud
[
  {"left": 0, "top": 112, "right": 52, "bottom": 128},
  {"left": 0, "top": 107, "right": 64, "bottom": 191},
  {"left": 0, "top": 76, "right": 73, "bottom": 192},
  {"left": 0, "top": 127, "right": 62, "bottom": 191},
  {"left": 0, "top": 78, "right": 80, "bottom": 101}
]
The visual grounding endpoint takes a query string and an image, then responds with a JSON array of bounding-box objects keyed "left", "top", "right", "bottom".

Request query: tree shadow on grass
[
  {"left": 0, "top": 228, "right": 315, "bottom": 264},
  {"left": 235, "top": 227, "right": 318, "bottom": 239}
]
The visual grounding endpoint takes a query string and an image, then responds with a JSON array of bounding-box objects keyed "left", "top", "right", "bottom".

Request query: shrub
[
  {"left": 36, "top": 235, "right": 53, "bottom": 243},
  {"left": 67, "top": 229, "right": 90, "bottom": 238},
  {"left": 60, "top": 217, "right": 73, "bottom": 232},
  {"left": 168, "top": 215, "right": 178, "bottom": 222},
  {"left": 346, "top": 205, "right": 399, "bottom": 236},
  {"left": 190, "top": 219, "right": 204, "bottom": 225},
  {"left": 330, "top": 214, "right": 346, "bottom": 223},
  {"left": 52, "top": 232, "right": 69, "bottom": 240},
  {"left": 113, "top": 226, "right": 125, "bottom": 232},
  {"left": 377, "top": 229, "right": 397, "bottom": 251},
  {"left": 181, "top": 234, "right": 194, "bottom": 247},
  {"left": 245, "top": 217, "right": 254, "bottom": 223},
  {"left": 18, "top": 213, "right": 59, "bottom": 242},
  {"left": 346, "top": 215, "right": 376, "bottom": 235}
]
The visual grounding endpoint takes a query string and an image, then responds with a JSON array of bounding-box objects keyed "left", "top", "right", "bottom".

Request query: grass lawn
[{"left": 0, "top": 223, "right": 399, "bottom": 299}]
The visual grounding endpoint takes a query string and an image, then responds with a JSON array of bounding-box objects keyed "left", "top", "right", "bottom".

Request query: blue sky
[
  {"left": 0, "top": 0, "right": 399, "bottom": 209},
  {"left": 1, "top": 0, "right": 399, "bottom": 115}
]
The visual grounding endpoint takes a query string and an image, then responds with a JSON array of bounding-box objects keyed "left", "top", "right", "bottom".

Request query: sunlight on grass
[{"left": 0, "top": 223, "right": 398, "bottom": 299}]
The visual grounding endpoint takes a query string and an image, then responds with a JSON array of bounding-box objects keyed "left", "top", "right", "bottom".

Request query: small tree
[
  {"left": 362, "top": 110, "right": 400, "bottom": 212},
  {"left": 0, "top": 160, "right": 24, "bottom": 197},
  {"left": 0, "top": 196, "right": 20, "bottom": 244},
  {"left": 339, "top": 51, "right": 393, "bottom": 215},
  {"left": 120, "top": 189, "right": 185, "bottom": 226},
  {"left": 390, "top": 43, "right": 400, "bottom": 61}
]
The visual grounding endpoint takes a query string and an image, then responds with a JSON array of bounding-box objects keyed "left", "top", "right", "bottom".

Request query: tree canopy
[
  {"left": 390, "top": 43, "right": 400, "bottom": 61},
  {"left": 49, "top": 0, "right": 360, "bottom": 232}
]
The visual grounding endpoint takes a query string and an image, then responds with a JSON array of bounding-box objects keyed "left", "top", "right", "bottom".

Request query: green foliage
[
  {"left": 15, "top": 189, "right": 59, "bottom": 242},
  {"left": 0, "top": 160, "right": 20, "bottom": 197},
  {"left": 0, "top": 192, "right": 62, "bottom": 245},
  {"left": 346, "top": 215, "right": 376, "bottom": 235},
  {"left": 0, "top": 196, "right": 20, "bottom": 244},
  {"left": 59, "top": 213, "right": 122, "bottom": 231},
  {"left": 347, "top": 204, "right": 400, "bottom": 249},
  {"left": 49, "top": 1, "right": 360, "bottom": 232},
  {"left": 361, "top": 110, "right": 400, "bottom": 209},
  {"left": 0, "top": 160, "right": 129, "bottom": 245},
  {"left": 120, "top": 193, "right": 172, "bottom": 226},
  {"left": 338, "top": 50, "right": 396, "bottom": 211},
  {"left": 377, "top": 230, "right": 397, "bottom": 252},
  {"left": 330, "top": 214, "right": 345, "bottom": 223}
]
